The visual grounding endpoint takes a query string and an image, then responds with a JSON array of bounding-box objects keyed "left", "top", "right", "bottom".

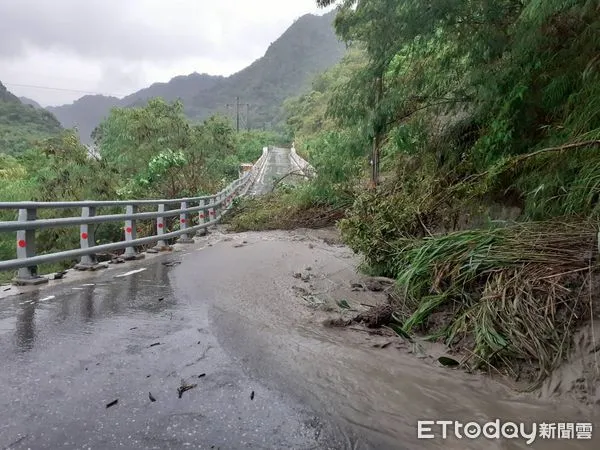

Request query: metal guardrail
[
  {"left": 0, "top": 147, "right": 270, "bottom": 285},
  {"left": 290, "top": 147, "right": 315, "bottom": 179}
]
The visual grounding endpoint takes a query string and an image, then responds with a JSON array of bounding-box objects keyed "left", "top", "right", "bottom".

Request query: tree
[
  {"left": 94, "top": 99, "right": 280, "bottom": 199},
  {"left": 96, "top": 99, "right": 191, "bottom": 181}
]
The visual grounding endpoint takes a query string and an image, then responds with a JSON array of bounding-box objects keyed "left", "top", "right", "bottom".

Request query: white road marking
[
  {"left": 115, "top": 268, "right": 147, "bottom": 278},
  {"left": 39, "top": 295, "right": 56, "bottom": 302}
]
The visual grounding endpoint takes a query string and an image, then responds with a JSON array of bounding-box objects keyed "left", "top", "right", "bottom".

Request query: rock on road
[{"left": 0, "top": 228, "right": 597, "bottom": 450}]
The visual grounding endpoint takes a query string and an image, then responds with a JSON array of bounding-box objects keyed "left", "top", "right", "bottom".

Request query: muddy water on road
[
  {"left": 175, "top": 229, "right": 599, "bottom": 450},
  {"left": 0, "top": 250, "right": 337, "bottom": 450},
  {"left": 0, "top": 228, "right": 597, "bottom": 449}
]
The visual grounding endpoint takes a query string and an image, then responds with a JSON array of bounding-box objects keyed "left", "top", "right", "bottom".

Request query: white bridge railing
[{"left": 290, "top": 144, "right": 315, "bottom": 179}]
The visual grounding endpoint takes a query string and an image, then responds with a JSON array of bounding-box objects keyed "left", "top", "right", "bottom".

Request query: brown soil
[
  {"left": 324, "top": 303, "right": 394, "bottom": 329},
  {"left": 216, "top": 225, "right": 600, "bottom": 409},
  {"left": 281, "top": 206, "right": 345, "bottom": 229},
  {"left": 306, "top": 242, "right": 600, "bottom": 407}
]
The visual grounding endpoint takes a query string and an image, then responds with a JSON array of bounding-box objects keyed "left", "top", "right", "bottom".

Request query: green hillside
[
  {"left": 19, "top": 96, "right": 42, "bottom": 108},
  {"left": 0, "top": 82, "right": 62, "bottom": 155},
  {"left": 122, "top": 72, "right": 224, "bottom": 107},
  {"left": 187, "top": 11, "right": 347, "bottom": 128}
]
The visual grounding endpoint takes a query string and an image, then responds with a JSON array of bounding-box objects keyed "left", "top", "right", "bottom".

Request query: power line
[
  {"left": 2, "top": 82, "right": 125, "bottom": 98},
  {"left": 246, "top": 103, "right": 250, "bottom": 131},
  {"left": 226, "top": 97, "right": 251, "bottom": 132}
]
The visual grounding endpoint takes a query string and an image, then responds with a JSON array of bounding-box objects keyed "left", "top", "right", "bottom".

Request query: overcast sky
[{"left": 0, "top": 0, "right": 333, "bottom": 107}]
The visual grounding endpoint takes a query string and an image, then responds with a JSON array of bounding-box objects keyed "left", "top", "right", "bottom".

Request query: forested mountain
[
  {"left": 0, "top": 82, "right": 62, "bottom": 155},
  {"left": 46, "top": 73, "right": 227, "bottom": 145},
  {"left": 46, "top": 94, "right": 122, "bottom": 147},
  {"left": 186, "top": 11, "right": 347, "bottom": 129},
  {"left": 47, "top": 11, "right": 345, "bottom": 144},
  {"left": 122, "top": 73, "right": 224, "bottom": 107}
]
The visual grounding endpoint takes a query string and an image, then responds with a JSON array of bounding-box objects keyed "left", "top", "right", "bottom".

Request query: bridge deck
[{"left": 246, "top": 147, "right": 306, "bottom": 196}]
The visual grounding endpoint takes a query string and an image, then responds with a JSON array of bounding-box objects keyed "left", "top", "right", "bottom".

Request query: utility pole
[
  {"left": 236, "top": 96, "right": 240, "bottom": 132},
  {"left": 226, "top": 98, "right": 251, "bottom": 132},
  {"left": 225, "top": 97, "right": 240, "bottom": 132},
  {"left": 246, "top": 103, "right": 250, "bottom": 131},
  {"left": 370, "top": 76, "right": 383, "bottom": 189}
]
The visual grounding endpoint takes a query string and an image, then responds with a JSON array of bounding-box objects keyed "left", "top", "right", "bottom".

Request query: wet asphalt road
[
  {"left": 0, "top": 254, "right": 341, "bottom": 450},
  {"left": 1, "top": 230, "right": 598, "bottom": 450},
  {"left": 0, "top": 148, "right": 328, "bottom": 450},
  {"left": 0, "top": 149, "right": 345, "bottom": 450}
]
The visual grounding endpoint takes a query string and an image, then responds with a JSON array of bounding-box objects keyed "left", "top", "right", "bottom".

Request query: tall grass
[{"left": 389, "top": 219, "right": 596, "bottom": 385}]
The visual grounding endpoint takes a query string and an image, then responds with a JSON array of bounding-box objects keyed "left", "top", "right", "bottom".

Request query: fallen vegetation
[
  {"left": 223, "top": 184, "right": 349, "bottom": 232},
  {"left": 228, "top": 0, "right": 600, "bottom": 389},
  {"left": 394, "top": 219, "right": 596, "bottom": 385}
]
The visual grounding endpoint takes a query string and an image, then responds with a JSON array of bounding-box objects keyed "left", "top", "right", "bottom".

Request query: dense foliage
[
  {"left": 92, "top": 99, "right": 278, "bottom": 199},
  {"left": 0, "top": 82, "right": 63, "bottom": 156},
  {"left": 302, "top": 0, "right": 600, "bottom": 264},
  {"left": 270, "top": 0, "right": 600, "bottom": 381},
  {"left": 0, "top": 96, "right": 281, "bottom": 281}
]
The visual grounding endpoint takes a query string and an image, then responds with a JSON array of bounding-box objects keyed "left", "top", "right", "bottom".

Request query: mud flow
[
  {"left": 0, "top": 228, "right": 597, "bottom": 449},
  {"left": 190, "top": 229, "right": 600, "bottom": 449}
]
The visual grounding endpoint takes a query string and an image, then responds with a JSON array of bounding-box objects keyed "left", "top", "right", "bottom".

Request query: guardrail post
[
  {"left": 148, "top": 203, "right": 171, "bottom": 253},
  {"left": 13, "top": 207, "right": 48, "bottom": 286},
  {"left": 123, "top": 204, "right": 144, "bottom": 261},
  {"left": 208, "top": 198, "right": 216, "bottom": 224},
  {"left": 177, "top": 201, "right": 194, "bottom": 244},
  {"left": 197, "top": 199, "right": 209, "bottom": 237},
  {"left": 221, "top": 192, "right": 227, "bottom": 211},
  {"left": 215, "top": 194, "right": 222, "bottom": 219},
  {"left": 75, "top": 206, "right": 104, "bottom": 271},
  {"left": 224, "top": 189, "right": 231, "bottom": 210}
]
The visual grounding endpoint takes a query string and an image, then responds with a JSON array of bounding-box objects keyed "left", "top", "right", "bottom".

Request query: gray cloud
[
  {"left": 0, "top": 0, "right": 332, "bottom": 105},
  {"left": 0, "top": 0, "right": 213, "bottom": 61},
  {"left": 96, "top": 61, "right": 147, "bottom": 95}
]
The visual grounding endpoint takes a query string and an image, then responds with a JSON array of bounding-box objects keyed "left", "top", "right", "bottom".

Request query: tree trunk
[{"left": 370, "top": 75, "right": 384, "bottom": 190}]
